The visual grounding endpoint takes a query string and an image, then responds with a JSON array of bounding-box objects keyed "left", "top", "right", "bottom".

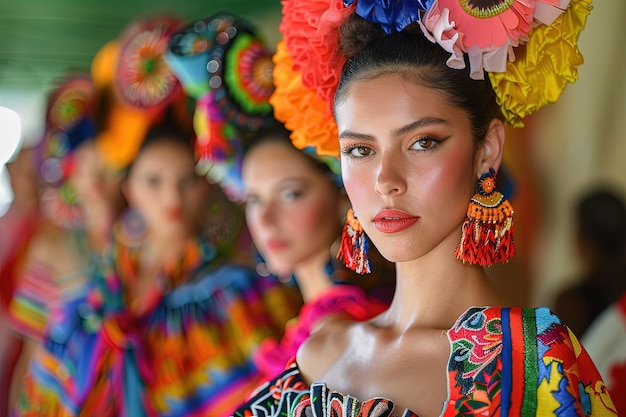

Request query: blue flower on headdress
[{"left": 344, "top": 0, "right": 434, "bottom": 34}]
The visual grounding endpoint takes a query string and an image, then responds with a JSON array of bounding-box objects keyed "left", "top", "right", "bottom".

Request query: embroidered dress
[
  {"left": 6, "top": 229, "right": 93, "bottom": 342},
  {"left": 12, "top": 236, "right": 301, "bottom": 417},
  {"left": 582, "top": 293, "right": 626, "bottom": 416},
  {"left": 235, "top": 307, "right": 617, "bottom": 417}
]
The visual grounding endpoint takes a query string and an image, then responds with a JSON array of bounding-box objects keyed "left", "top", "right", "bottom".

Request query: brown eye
[
  {"left": 350, "top": 146, "right": 373, "bottom": 157},
  {"left": 411, "top": 137, "right": 438, "bottom": 151}
]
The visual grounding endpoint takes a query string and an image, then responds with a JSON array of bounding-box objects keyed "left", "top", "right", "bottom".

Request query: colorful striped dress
[
  {"left": 12, "top": 236, "right": 301, "bottom": 417},
  {"left": 235, "top": 307, "right": 617, "bottom": 416}
]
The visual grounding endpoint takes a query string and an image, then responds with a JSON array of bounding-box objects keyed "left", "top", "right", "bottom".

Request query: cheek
[{"left": 343, "top": 173, "right": 372, "bottom": 215}]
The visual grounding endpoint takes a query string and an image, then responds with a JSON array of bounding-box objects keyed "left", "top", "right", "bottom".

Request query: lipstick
[{"left": 372, "top": 209, "right": 419, "bottom": 233}]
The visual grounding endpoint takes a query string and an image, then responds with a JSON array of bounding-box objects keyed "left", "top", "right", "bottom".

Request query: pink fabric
[{"left": 253, "top": 284, "right": 387, "bottom": 379}]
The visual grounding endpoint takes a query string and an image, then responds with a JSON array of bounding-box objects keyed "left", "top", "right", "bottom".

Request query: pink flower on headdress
[
  {"left": 422, "top": 0, "right": 574, "bottom": 80},
  {"left": 441, "top": 0, "right": 534, "bottom": 50}
]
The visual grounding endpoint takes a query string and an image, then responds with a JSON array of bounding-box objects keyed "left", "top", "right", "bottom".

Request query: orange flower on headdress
[
  {"left": 279, "top": 0, "right": 355, "bottom": 111},
  {"left": 271, "top": 41, "right": 339, "bottom": 157},
  {"left": 488, "top": 0, "right": 592, "bottom": 127}
]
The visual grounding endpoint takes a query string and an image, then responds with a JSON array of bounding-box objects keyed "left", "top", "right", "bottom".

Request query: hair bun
[{"left": 339, "top": 13, "right": 384, "bottom": 58}]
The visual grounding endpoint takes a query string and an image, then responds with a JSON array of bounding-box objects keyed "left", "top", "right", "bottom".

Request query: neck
[
  {"left": 293, "top": 251, "right": 335, "bottom": 302},
  {"left": 82, "top": 202, "right": 113, "bottom": 253},
  {"left": 379, "top": 234, "right": 502, "bottom": 333}
]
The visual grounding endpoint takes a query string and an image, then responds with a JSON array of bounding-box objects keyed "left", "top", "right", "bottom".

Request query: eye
[
  {"left": 179, "top": 174, "right": 197, "bottom": 189},
  {"left": 146, "top": 176, "right": 161, "bottom": 188},
  {"left": 410, "top": 137, "right": 438, "bottom": 151},
  {"left": 246, "top": 194, "right": 261, "bottom": 206},
  {"left": 341, "top": 145, "right": 375, "bottom": 158},
  {"left": 281, "top": 189, "right": 303, "bottom": 202}
]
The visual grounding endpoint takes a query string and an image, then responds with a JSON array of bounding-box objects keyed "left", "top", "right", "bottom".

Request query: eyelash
[
  {"left": 410, "top": 136, "right": 442, "bottom": 152},
  {"left": 340, "top": 136, "right": 443, "bottom": 159}
]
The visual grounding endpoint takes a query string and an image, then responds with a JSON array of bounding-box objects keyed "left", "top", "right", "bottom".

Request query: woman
[
  {"left": 165, "top": 12, "right": 394, "bottom": 381},
  {"left": 243, "top": 127, "right": 394, "bottom": 379},
  {"left": 5, "top": 73, "right": 124, "bottom": 413},
  {"left": 12, "top": 123, "right": 300, "bottom": 417},
  {"left": 235, "top": 1, "right": 616, "bottom": 416}
]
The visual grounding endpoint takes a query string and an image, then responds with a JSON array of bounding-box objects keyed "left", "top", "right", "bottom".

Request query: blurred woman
[
  {"left": 165, "top": 12, "right": 395, "bottom": 382},
  {"left": 243, "top": 127, "right": 394, "bottom": 379},
  {"left": 5, "top": 73, "right": 123, "bottom": 412},
  {"left": 12, "top": 123, "right": 299, "bottom": 417}
]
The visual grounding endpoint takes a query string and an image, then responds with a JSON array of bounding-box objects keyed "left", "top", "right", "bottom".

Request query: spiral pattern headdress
[
  {"left": 273, "top": 0, "right": 592, "bottom": 158},
  {"left": 38, "top": 72, "right": 99, "bottom": 228},
  {"left": 93, "top": 14, "right": 188, "bottom": 171},
  {"left": 165, "top": 13, "right": 277, "bottom": 202}
]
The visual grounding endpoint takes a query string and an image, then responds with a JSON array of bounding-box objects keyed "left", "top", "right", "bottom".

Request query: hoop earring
[
  {"left": 455, "top": 168, "right": 515, "bottom": 266},
  {"left": 337, "top": 208, "right": 371, "bottom": 275},
  {"left": 118, "top": 208, "right": 146, "bottom": 248}
]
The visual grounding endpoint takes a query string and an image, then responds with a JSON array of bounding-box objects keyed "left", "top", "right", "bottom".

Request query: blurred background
[{"left": 0, "top": 0, "right": 624, "bottom": 308}]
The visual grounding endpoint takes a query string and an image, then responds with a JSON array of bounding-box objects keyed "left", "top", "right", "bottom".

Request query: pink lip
[
  {"left": 166, "top": 208, "right": 183, "bottom": 221},
  {"left": 372, "top": 209, "right": 419, "bottom": 234},
  {"left": 265, "top": 239, "right": 289, "bottom": 252}
]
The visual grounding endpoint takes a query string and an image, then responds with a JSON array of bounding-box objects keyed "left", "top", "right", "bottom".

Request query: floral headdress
[
  {"left": 165, "top": 13, "right": 278, "bottom": 202},
  {"left": 38, "top": 72, "right": 99, "bottom": 228},
  {"left": 93, "top": 14, "right": 187, "bottom": 171},
  {"left": 273, "top": 0, "right": 592, "bottom": 157}
]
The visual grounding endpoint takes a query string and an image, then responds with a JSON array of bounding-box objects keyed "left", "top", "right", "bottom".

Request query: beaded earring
[
  {"left": 337, "top": 208, "right": 371, "bottom": 275},
  {"left": 455, "top": 168, "right": 515, "bottom": 266}
]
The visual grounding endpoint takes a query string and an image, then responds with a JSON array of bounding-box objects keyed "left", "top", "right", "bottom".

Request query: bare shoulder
[{"left": 296, "top": 317, "right": 356, "bottom": 383}]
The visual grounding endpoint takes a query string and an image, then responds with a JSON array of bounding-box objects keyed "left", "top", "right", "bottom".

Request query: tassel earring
[
  {"left": 337, "top": 208, "right": 371, "bottom": 275},
  {"left": 455, "top": 168, "right": 515, "bottom": 266}
]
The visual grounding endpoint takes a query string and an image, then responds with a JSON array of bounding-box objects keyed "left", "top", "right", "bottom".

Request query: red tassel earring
[
  {"left": 455, "top": 168, "right": 515, "bottom": 266},
  {"left": 337, "top": 208, "right": 371, "bottom": 275}
]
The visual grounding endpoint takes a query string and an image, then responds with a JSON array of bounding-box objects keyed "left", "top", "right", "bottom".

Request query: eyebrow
[{"left": 339, "top": 117, "right": 450, "bottom": 141}]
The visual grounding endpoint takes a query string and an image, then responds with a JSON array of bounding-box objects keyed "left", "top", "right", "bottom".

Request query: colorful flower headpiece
[
  {"left": 37, "top": 72, "right": 99, "bottom": 228},
  {"left": 273, "top": 0, "right": 592, "bottom": 157},
  {"left": 39, "top": 73, "right": 98, "bottom": 186},
  {"left": 165, "top": 13, "right": 276, "bottom": 202},
  {"left": 93, "top": 14, "right": 188, "bottom": 171}
]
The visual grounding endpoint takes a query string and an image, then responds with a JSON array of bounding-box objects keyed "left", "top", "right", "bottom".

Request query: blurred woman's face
[
  {"left": 243, "top": 141, "right": 341, "bottom": 278},
  {"left": 125, "top": 139, "right": 207, "bottom": 239},
  {"left": 70, "top": 142, "right": 122, "bottom": 210}
]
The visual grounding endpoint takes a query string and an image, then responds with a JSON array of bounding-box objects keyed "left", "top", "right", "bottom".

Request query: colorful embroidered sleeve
[{"left": 445, "top": 307, "right": 617, "bottom": 416}]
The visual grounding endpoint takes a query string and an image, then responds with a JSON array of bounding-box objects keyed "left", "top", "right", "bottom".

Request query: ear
[
  {"left": 475, "top": 119, "right": 505, "bottom": 177},
  {"left": 120, "top": 179, "right": 132, "bottom": 207}
]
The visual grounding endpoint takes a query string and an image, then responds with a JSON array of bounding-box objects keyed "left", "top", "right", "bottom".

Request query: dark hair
[
  {"left": 334, "top": 14, "right": 502, "bottom": 145},
  {"left": 125, "top": 122, "right": 194, "bottom": 177},
  {"left": 245, "top": 122, "right": 336, "bottom": 180},
  {"left": 576, "top": 188, "right": 626, "bottom": 256}
]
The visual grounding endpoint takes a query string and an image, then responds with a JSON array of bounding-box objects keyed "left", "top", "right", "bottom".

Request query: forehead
[
  {"left": 245, "top": 141, "right": 319, "bottom": 176},
  {"left": 335, "top": 73, "right": 466, "bottom": 132}
]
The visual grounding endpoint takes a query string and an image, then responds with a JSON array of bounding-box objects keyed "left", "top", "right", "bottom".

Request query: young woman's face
[
  {"left": 71, "top": 142, "right": 122, "bottom": 210},
  {"left": 243, "top": 141, "right": 341, "bottom": 277},
  {"left": 125, "top": 139, "right": 207, "bottom": 238},
  {"left": 335, "top": 73, "right": 476, "bottom": 263}
]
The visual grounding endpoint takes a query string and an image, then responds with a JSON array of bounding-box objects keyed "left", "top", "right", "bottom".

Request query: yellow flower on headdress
[
  {"left": 271, "top": 40, "right": 340, "bottom": 157},
  {"left": 489, "top": 0, "right": 592, "bottom": 127}
]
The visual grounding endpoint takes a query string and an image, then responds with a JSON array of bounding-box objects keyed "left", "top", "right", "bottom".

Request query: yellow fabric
[{"left": 489, "top": 0, "right": 593, "bottom": 127}]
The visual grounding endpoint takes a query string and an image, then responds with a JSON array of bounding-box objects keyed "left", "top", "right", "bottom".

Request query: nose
[
  {"left": 164, "top": 183, "right": 184, "bottom": 208},
  {"left": 374, "top": 152, "right": 407, "bottom": 196},
  {"left": 258, "top": 200, "right": 276, "bottom": 227}
]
